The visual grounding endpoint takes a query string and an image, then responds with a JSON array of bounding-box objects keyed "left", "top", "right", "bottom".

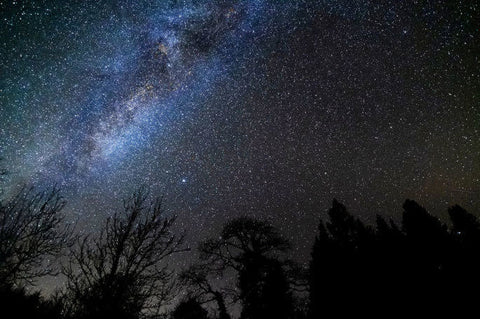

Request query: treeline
[{"left": 0, "top": 187, "right": 479, "bottom": 318}]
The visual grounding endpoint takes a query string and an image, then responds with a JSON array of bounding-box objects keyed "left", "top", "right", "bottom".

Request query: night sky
[{"left": 1, "top": 0, "right": 479, "bottom": 291}]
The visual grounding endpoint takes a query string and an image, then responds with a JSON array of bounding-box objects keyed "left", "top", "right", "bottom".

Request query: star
[{"left": 0, "top": 0, "right": 478, "bottom": 297}]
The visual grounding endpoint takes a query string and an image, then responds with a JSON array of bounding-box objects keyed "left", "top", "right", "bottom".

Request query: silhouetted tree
[
  {"left": 179, "top": 265, "right": 231, "bottom": 319},
  {"left": 308, "top": 199, "right": 375, "bottom": 318},
  {"left": 402, "top": 199, "right": 451, "bottom": 265},
  {"left": 449, "top": 204, "right": 480, "bottom": 247},
  {"left": 0, "top": 284, "right": 64, "bottom": 319},
  {"left": 239, "top": 255, "right": 293, "bottom": 319},
  {"left": 401, "top": 200, "right": 454, "bottom": 308},
  {"left": 446, "top": 204, "right": 480, "bottom": 307},
  {"left": 172, "top": 298, "right": 209, "bottom": 319},
  {"left": 199, "top": 217, "right": 290, "bottom": 271},
  {"left": 0, "top": 187, "right": 73, "bottom": 286},
  {"left": 308, "top": 198, "right": 480, "bottom": 317},
  {"left": 63, "top": 188, "right": 186, "bottom": 319},
  {"left": 199, "top": 217, "right": 294, "bottom": 319},
  {"left": 373, "top": 214, "right": 408, "bottom": 301}
]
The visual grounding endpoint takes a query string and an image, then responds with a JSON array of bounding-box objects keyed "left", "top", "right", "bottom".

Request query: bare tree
[
  {"left": 179, "top": 265, "right": 231, "bottom": 319},
  {"left": 0, "top": 187, "right": 73, "bottom": 286},
  {"left": 199, "top": 216, "right": 290, "bottom": 272},
  {"left": 63, "top": 188, "right": 186, "bottom": 319},
  {"left": 196, "top": 217, "right": 294, "bottom": 319}
]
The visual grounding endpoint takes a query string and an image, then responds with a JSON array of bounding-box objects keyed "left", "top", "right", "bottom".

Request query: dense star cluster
[{"left": 0, "top": 0, "right": 479, "bottom": 292}]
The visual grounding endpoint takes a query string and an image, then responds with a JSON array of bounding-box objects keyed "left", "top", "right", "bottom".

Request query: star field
[{"left": 1, "top": 0, "right": 479, "bottom": 291}]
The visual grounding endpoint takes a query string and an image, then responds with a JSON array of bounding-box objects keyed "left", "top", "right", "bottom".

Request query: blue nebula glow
[{"left": 6, "top": 1, "right": 272, "bottom": 190}]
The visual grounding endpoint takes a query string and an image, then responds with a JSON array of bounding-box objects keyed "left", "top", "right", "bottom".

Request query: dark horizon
[{"left": 1, "top": 187, "right": 480, "bottom": 318}]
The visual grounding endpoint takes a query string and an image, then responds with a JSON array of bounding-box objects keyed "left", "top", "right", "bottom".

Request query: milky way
[
  {"left": 1, "top": 0, "right": 479, "bottom": 289},
  {"left": 3, "top": 1, "right": 261, "bottom": 184}
]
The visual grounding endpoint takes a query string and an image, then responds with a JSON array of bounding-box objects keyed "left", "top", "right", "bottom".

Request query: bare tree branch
[
  {"left": 0, "top": 186, "right": 74, "bottom": 286},
  {"left": 63, "top": 187, "right": 187, "bottom": 318}
]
